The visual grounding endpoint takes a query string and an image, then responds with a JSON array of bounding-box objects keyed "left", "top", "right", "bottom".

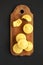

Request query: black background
[{"left": 0, "top": 0, "right": 43, "bottom": 65}]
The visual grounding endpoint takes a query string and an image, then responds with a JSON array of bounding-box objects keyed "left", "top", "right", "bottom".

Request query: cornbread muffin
[
  {"left": 13, "top": 44, "right": 23, "bottom": 54},
  {"left": 16, "top": 33, "right": 26, "bottom": 42}
]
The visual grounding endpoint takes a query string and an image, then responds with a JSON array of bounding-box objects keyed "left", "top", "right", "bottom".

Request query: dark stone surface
[{"left": 0, "top": 0, "right": 43, "bottom": 65}]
